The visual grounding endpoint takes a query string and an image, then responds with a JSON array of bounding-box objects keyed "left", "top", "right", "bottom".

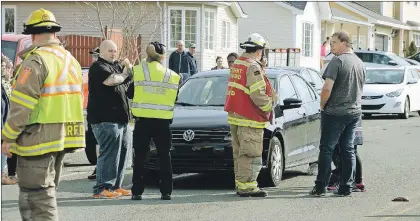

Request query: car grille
[
  {"left": 362, "top": 104, "right": 386, "bottom": 110},
  {"left": 362, "top": 95, "right": 383, "bottom": 100},
  {"left": 172, "top": 129, "right": 230, "bottom": 145}
]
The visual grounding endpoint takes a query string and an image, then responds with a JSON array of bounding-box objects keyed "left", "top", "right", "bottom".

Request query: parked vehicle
[
  {"left": 275, "top": 67, "right": 324, "bottom": 94},
  {"left": 144, "top": 68, "right": 321, "bottom": 187},
  {"left": 403, "top": 57, "right": 420, "bottom": 66},
  {"left": 322, "top": 50, "right": 412, "bottom": 73},
  {"left": 408, "top": 51, "right": 420, "bottom": 63},
  {"left": 362, "top": 65, "right": 420, "bottom": 119},
  {"left": 1, "top": 34, "right": 97, "bottom": 163}
]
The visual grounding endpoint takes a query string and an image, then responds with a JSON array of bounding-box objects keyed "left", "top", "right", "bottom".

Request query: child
[{"left": 327, "top": 116, "right": 365, "bottom": 192}]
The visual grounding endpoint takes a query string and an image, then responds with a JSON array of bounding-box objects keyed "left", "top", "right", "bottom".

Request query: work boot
[
  {"left": 1, "top": 174, "right": 17, "bottom": 185},
  {"left": 238, "top": 189, "right": 268, "bottom": 197}
]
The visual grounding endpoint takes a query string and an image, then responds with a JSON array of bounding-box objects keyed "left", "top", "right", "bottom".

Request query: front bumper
[{"left": 361, "top": 95, "right": 405, "bottom": 114}]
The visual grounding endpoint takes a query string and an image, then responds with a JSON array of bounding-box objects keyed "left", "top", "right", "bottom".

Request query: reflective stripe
[
  {"left": 260, "top": 102, "right": 272, "bottom": 112},
  {"left": 10, "top": 90, "right": 38, "bottom": 109},
  {"left": 228, "top": 82, "right": 250, "bottom": 94},
  {"left": 10, "top": 138, "right": 85, "bottom": 156},
  {"left": 249, "top": 80, "right": 266, "bottom": 93},
  {"left": 134, "top": 81, "right": 178, "bottom": 89},
  {"left": 41, "top": 84, "right": 82, "bottom": 95},
  {"left": 236, "top": 180, "right": 258, "bottom": 191},
  {"left": 163, "top": 68, "right": 171, "bottom": 83},
  {"left": 57, "top": 51, "right": 73, "bottom": 82},
  {"left": 142, "top": 61, "right": 151, "bottom": 81},
  {"left": 37, "top": 47, "right": 65, "bottom": 60},
  {"left": 234, "top": 60, "right": 250, "bottom": 67},
  {"left": 1, "top": 122, "right": 21, "bottom": 139},
  {"left": 132, "top": 102, "right": 174, "bottom": 111},
  {"left": 227, "top": 116, "right": 268, "bottom": 128}
]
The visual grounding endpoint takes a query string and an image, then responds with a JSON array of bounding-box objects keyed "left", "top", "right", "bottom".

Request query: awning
[
  {"left": 330, "top": 6, "right": 373, "bottom": 27},
  {"left": 407, "top": 20, "right": 420, "bottom": 31}
]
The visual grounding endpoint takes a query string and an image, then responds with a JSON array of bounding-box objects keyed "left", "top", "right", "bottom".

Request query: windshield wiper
[
  {"left": 199, "top": 104, "right": 225, "bottom": 107},
  {"left": 175, "top": 102, "right": 197, "bottom": 106}
]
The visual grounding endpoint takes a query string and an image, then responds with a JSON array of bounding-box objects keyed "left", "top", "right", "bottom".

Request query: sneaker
[
  {"left": 353, "top": 183, "right": 366, "bottom": 192},
  {"left": 333, "top": 190, "right": 351, "bottom": 197},
  {"left": 2, "top": 175, "right": 17, "bottom": 185},
  {"left": 93, "top": 189, "right": 122, "bottom": 199},
  {"left": 114, "top": 188, "right": 132, "bottom": 196},
  {"left": 327, "top": 183, "right": 338, "bottom": 192},
  {"left": 309, "top": 186, "right": 326, "bottom": 197},
  {"left": 161, "top": 194, "right": 171, "bottom": 200}
]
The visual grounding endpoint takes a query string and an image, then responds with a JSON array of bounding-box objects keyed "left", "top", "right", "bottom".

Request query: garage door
[{"left": 375, "top": 35, "right": 385, "bottom": 51}]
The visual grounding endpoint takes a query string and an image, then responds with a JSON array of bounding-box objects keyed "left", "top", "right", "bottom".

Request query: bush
[{"left": 407, "top": 41, "right": 418, "bottom": 57}]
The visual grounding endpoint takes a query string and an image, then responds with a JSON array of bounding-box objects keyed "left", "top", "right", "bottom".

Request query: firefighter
[
  {"left": 128, "top": 42, "right": 180, "bottom": 201},
  {"left": 224, "top": 33, "right": 275, "bottom": 197},
  {"left": 1, "top": 8, "right": 85, "bottom": 220}
]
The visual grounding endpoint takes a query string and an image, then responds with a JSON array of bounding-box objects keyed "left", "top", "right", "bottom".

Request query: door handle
[
  {"left": 302, "top": 113, "right": 306, "bottom": 117},
  {"left": 318, "top": 109, "right": 321, "bottom": 113}
]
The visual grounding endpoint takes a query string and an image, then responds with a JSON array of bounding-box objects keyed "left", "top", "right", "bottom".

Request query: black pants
[
  {"left": 7, "top": 154, "right": 17, "bottom": 176},
  {"left": 131, "top": 118, "right": 173, "bottom": 196},
  {"left": 330, "top": 145, "right": 363, "bottom": 185}
]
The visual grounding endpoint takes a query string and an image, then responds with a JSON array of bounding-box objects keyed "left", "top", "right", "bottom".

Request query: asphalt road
[{"left": 2, "top": 114, "right": 420, "bottom": 221}]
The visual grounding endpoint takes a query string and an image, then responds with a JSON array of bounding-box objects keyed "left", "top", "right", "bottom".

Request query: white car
[{"left": 362, "top": 65, "right": 420, "bottom": 119}]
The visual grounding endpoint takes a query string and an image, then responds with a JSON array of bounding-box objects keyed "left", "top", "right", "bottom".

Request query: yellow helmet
[
  {"left": 22, "top": 8, "right": 62, "bottom": 35},
  {"left": 240, "top": 33, "right": 266, "bottom": 49}
]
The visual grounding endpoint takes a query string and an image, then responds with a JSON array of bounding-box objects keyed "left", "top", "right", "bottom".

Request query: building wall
[
  {"left": 401, "top": 2, "right": 420, "bottom": 24},
  {"left": 295, "top": 2, "right": 322, "bottom": 70},
  {"left": 382, "top": 2, "right": 394, "bottom": 18}
]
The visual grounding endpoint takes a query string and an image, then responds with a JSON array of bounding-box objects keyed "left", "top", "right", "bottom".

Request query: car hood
[
  {"left": 363, "top": 84, "right": 404, "bottom": 96},
  {"left": 171, "top": 106, "right": 229, "bottom": 129}
]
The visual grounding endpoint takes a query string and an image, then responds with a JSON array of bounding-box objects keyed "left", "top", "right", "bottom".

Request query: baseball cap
[
  {"left": 189, "top": 43, "right": 196, "bottom": 48},
  {"left": 89, "top": 47, "right": 100, "bottom": 55}
]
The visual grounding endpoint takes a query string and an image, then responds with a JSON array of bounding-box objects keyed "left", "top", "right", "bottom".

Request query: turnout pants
[
  {"left": 131, "top": 118, "right": 173, "bottom": 196},
  {"left": 230, "top": 125, "right": 263, "bottom": 193},
  {"left": 17, "top": 151, "right": 65, "bottom": 221}
]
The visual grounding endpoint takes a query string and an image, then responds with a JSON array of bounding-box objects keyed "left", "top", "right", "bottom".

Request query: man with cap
[
  {"left": 1, "top": 8, "right": 85, "bottom": 220},
  {"left": 186, "top": 43, "right": 198, "bottom": 76},
  {"left": 127, "top": 41, "right": 180, "bottom": 201}
]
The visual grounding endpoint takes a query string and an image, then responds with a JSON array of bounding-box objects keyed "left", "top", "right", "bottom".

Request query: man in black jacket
[
  {"left": 87, "top": 40, "right": 133, "bottom": 199},
  {"left": 168, "top": 40, "right": 190, "bottom": 83},
  {"left": 186, "top": 43, "right": 198, "bottom": 76}
]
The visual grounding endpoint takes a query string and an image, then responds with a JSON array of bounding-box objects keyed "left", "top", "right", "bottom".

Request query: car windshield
[
  {"left": 1, "top": 40, "right": 18, "bottom": 63},
  {"left": 386, "top": 53, "right": 411, "bottom": 66},
  {"left": 177, "top": 75, "right": 275, "bottom": 106},
  {"left": 366, "top": 69, "right": 405, "bottom": 84}
]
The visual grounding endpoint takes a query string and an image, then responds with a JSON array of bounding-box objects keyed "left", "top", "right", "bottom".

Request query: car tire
[
  {"left": 399, "top": 97, "right": 410, "bottom": 119},
  {"left": 259, "top": 136, "right": 284, "bottom": 187},
  {"left": 85, "top": 124, "right": 98, "bottom": 165}
]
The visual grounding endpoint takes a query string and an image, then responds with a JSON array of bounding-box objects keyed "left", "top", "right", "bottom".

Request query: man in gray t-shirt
[{"left": 311, "top": 31, "right": 366, "bottom": 197}]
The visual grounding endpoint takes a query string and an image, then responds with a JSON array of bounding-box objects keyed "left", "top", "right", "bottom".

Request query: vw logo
[{"left": 183, "top": 130, "right": 195, "bottom": 141}]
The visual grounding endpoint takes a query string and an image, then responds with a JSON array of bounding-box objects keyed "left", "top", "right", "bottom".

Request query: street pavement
[{"left": 2, "top": 114, "right": 420, "bottom": 221}]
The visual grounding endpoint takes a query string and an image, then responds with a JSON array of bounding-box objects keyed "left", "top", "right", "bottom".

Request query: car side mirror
[
  {"left": 388, "top": 60, "right": 398, "bottom": 66},
  {"left": 407, "top": 79, "right": 418, "bottom": 84},
  {"left": 280, "top": 97, "right": 303, "bottom": 110}
]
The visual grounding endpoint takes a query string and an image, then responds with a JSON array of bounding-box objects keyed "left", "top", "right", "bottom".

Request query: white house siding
[
  {"left": 214, "top": 5, "right": 239, "bottom": 70},
  {"left": 357, "top": 2, "right": 381, "bottom": 14},
  {"left": 238, "top": 2, "right": 294, "bottom": 52},
  {"left": 295, "top": 2, "right": 321, "bottom": 71},
  {"left": 3, "top": 1, "right": 162, "bottom": 60},
  {"left": 401, "top": 2, "right": 420, "bottom": 24}
]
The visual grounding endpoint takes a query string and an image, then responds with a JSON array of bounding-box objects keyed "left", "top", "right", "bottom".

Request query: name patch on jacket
[
  {"left": 143, "top": 86, "right": 167, "bottom": 95},
  {"left": 65, "top": 122, "right": 84, "bottom": 137}
]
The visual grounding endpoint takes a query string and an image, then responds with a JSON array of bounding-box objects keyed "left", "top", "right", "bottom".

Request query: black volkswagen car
[{"left": 145, "top": 68, "right": 321, "bottom": 187}]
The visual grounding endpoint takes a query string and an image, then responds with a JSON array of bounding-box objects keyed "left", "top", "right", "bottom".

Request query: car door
[
  {"left": 275, "top": 75, "right": 308, "bottom": 166},
  {"left": 307, "top": 69, "right": 324, "bottom": 94},
  {"left": 289, "top": 74, "right": 320, "bottom": 164}
]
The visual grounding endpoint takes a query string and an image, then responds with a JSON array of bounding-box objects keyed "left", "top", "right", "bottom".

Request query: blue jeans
[
  {"left": 91, "top": 122, "right": 131, "bottom": 194},
  {"left": 315, "top": 112, "right": 361, "bottom": 193}
]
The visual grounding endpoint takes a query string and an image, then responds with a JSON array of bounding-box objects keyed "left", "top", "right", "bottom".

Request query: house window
[
  {"left": 2, "top": 6, "right": 16, "bottom": 34},
  {"left": 351, "top": 35, "right": 366, "bottom": 50},
  {"left": 169, "top": 8, "right": 199, "bottom": 50},
  {"left": 221, "top": 21, "right": 231, "bottom": 49},
  {"left": 204, "top": 10, "right": 215, "bottom": 50},
  {"left": 302, "top": 22, "right": 314, "bottom": 57},
  {"left": 414, "top": 34, "right": 420, "bottom": 50}
]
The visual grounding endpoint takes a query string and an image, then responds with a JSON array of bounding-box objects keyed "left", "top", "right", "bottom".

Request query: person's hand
[
  {"left": 122, "top": 58, "right": 131, "bottom": 67},
  {"left": 261, "top": 58, "right": 267, "bottom": 67},
  {"left": 2, "top": 142, "right": 13, "bottom": 158}
]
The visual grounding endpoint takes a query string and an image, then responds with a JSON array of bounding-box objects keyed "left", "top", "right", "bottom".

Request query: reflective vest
[
  {"left": 7, "top": 45, "right": 85, "bottom": 156},
  {"left": 224, "top": 56, "right": 274, "bottom": 129},
  {"left": 131, "top": 60, "right": 180, "bottom": 119}
]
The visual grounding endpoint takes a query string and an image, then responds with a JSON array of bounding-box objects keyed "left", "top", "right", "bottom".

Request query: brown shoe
[
  {"left": 93, "top": 189, "right": 122, "bottom": 199},
  {"left": 2, "top": 175, "right": 17, "bottom": 185},
  {"left": 114, "top": 188, "right": 132, "bottom": 196}
]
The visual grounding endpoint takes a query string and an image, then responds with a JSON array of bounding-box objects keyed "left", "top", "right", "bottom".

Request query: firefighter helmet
[
  {"left": 22, "top": 8, "right": 62, "bottom": 35},
  {"left": 240, "top": 33, "right": 266, "bottom": 49}
]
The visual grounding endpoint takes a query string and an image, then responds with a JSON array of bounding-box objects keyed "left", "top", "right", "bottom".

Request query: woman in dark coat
[{"left": 327, "top": 116, "right": 365, "bottom": 192}]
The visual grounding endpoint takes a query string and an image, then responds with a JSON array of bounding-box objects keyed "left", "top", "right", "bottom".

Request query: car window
[
  {"left": 1, "top": 40, "right": 18, "bottom": 63},
  {"left": 290, "top": 75, "right": 314, "bottom": 103},
  {"left": 278, "top": 75, "right": 298, "bottom": 105},
  {"left": 410, "top": 69, "right": 420, "bottom": 80},
  {"left": 355, "top": 53, "right": 373, "bottom": 63},
  {"left": 373, "top": 54, "right": 391, "bottom": 65},
  {"left": 307, "top": 69, "right": 324, "bottom": 87},
  {"left": 300, "top": 69, "right": 313, "bottom": 83}
]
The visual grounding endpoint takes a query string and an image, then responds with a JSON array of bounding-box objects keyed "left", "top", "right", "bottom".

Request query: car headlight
[
  {"left": 224, "top": 132, "right": 232, "bottom": 141},
  {"left": 385, "top": 89, "right": 404, "bottom": 97}
]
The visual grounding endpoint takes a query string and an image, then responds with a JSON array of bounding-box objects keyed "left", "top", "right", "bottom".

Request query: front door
[{"left": 276, "top": 75, "right": 308, "bottom": 166}]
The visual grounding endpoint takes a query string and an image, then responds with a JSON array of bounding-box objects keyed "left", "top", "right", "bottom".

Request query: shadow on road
[
  {"left": 363, "top": 113, "right": 418, "bottom": 120},
  {"left": 2, "top": 171, "right": 315, "bottom": 209},
  {"left": 365, "top": 215, "right": 420, "bottom": 218}
]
